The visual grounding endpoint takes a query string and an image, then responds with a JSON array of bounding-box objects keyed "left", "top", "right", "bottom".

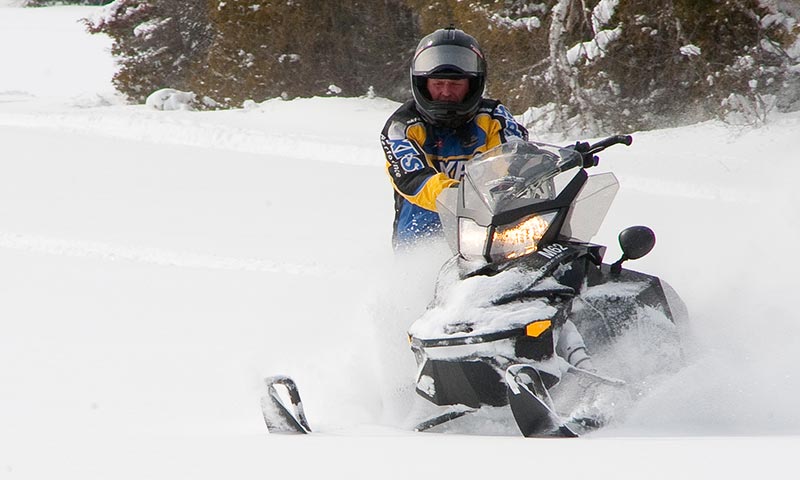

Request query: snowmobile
[
  {"left": 406, "top": 135, "right": 686, "bottom": 436},
  {"left": 261, "top": 135, "right": 686, "bottom": 437}
]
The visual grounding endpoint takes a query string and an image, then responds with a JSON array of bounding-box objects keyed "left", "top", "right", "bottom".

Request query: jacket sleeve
[
  {"left": 382, "top": 116, "right": 457, "bottom": 212},
  {"left": 489, "top": 102, "right": 529, "bottom": 147}
]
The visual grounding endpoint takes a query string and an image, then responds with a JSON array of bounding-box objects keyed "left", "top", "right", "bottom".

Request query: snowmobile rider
[
  {"left": 381, "top": 26, "right": 529, "bottom": 249},
  {"left": 381, "top": 27, "right": 596, "bottom": 372}
]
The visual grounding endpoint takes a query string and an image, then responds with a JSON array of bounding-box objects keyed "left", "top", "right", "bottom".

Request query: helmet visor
[{"left": 412, "top": 44, "right": 483, "bottom": 77}]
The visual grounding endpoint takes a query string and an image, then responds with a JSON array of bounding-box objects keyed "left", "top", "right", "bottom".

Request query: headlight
[
  {"left": 490, "top": 211, "right": 557, "bottom": 260},
  {"left": 458, "top": 217, "right": 489, "bottom": 260}
]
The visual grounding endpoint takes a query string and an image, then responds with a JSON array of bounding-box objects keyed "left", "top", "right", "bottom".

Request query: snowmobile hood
[{"left": 409, "top": 262, "right": 564, "bottom": 343}]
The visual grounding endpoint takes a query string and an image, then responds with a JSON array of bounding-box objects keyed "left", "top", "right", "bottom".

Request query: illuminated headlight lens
[
  {"left": 490, "top": 212, "right": 557, "bottom": 260},
  {"left": 458, "top": 217, "right": 489, "bottom": 260}
]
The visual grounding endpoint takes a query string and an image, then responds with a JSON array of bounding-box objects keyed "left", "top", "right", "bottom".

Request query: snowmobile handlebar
[
  {"left": 588, "top": 135, "right": 633, "bottom": 155},
  {"left": 564, "top": 134, "right": 632, "bottom": 170}
]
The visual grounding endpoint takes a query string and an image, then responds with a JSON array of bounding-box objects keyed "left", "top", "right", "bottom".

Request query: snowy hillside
[{"left": 1, "top": 4, "right": 799, "bottom": 479}]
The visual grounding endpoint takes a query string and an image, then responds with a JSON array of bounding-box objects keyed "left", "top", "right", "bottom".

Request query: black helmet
[{"left": 410, "top": 27, "right": 487, "bottom": 129}]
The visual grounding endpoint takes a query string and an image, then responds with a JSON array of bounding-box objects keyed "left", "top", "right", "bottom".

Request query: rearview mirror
[
  {"left": 611, "top": 226, "right": 656, "bottom": 274},
  {"left": 619, "top": 226, "right": 655, "bottom": 260}
]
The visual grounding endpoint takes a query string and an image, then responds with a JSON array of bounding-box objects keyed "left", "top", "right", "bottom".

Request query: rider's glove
[{"left": 574, "top": 141, "right": 599, "bottom": 168}]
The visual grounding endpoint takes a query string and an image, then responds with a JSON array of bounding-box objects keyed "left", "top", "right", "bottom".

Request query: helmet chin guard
[{"left": 411, "top": 27, "right": 487, "bottom": 129}]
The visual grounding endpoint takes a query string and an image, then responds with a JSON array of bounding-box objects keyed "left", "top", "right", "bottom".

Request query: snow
[
  {"left": 145, "top": 88, "right": 197, "bottom": 111},
  {"left": 133, "top": 17, "right": 171, "bottom": 41},
  {"left": 408, "top": 265, "right": 562, "bottom": 340},
  {"left": 591, "top": 0, "right": 619, "bottom": 33},
  {"left": 490, "top": 13, "right": 541, "bottom": 31},
  {"left": 1, "top": 3, "right": 799, "bottom": 479},
  {"left": 680, "top": 44, "right": 702, "bottom": 57},
  {"left": 567, "top": 27, "right": 622, "bottom": 65}
]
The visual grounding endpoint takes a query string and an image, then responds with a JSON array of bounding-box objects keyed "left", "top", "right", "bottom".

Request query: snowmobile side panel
[{"left": 574, "top": 264, "right": 680, "bottom": 345}]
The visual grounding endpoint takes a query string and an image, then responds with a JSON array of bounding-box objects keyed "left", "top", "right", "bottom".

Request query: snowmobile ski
[
  {"left": 261, "top": 375, "right": 311, "bottom": 434},
  {"left": 414, "top": 405, "right": 476, "bottom": 432},
  {"left": 505, "top": 365, "right": 577, "bottom": 438},
  {"left": 568, "top": 365, "right": 626, "bottom": 387}
]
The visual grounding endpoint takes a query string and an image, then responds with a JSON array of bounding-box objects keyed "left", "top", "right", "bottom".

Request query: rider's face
[{"left": 426, "top": 78, "right": 470, "bottom": 103}]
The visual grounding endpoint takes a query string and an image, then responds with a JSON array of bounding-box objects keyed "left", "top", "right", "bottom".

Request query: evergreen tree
[
  {"left": 86, "top": 0, "right": 212, "bottom": 103},
  {"left": 28, "top": 1, "right": 112, "bottom": 5},
  {"left": 194, "top": 0, "right": 416, "bottom": 107},
  {"left": 87, "top": 0, "right": 800, "bottom": 132}
]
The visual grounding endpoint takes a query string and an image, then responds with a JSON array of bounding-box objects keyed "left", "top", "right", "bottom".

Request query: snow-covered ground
[{"left": 1, "top": 4, "right": 799, "bottom": 479}]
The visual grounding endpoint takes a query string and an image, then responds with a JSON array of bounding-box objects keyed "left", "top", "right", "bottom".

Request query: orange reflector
[{"left": 525, "top": 320, "right": 552, "bottom": 338}]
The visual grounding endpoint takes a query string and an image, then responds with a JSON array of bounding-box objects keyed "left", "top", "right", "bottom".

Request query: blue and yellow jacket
[{"left": 381, "top": 99, "right": 528, "bottom": 247}]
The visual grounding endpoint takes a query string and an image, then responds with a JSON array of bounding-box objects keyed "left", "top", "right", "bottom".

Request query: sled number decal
[{"left": 538, "top": 243, "right": 568, "bottom": 259}]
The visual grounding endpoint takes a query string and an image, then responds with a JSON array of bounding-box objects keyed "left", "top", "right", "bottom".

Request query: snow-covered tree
[
  {"left": 27, "top": 0, "right": 110, "bottom": 5},
  {"left": 86, "top": 0, "right": 212, "bottom": 103},
  {"left": 87, "top": 0, "right": 799, "bottom": 132},
  {"left": 501, "top": 0, "right": 800, "bottom": 134}
]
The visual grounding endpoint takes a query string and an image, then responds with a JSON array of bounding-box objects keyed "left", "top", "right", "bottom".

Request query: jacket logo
[
  {"left": 495, "top": 104, "right": 523, "bottom": 139},
  {"left": 435, "top": 159, "right": 468, "bottom": 179},
  {"left": 391, "top": 139, "right": 425, "bottom": 173}
]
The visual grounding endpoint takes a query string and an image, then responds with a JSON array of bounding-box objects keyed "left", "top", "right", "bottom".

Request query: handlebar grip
[{"left": 589, "top": 135, "right": 633, "bottom": 153}]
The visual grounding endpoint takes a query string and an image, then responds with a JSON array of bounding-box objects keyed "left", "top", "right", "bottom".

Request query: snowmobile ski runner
[
  {"left": 506, "top": 364, "right": 577, "bottom": 437},
  {"left": 261, "top": 375, "right": 311, "bottom": 434}
]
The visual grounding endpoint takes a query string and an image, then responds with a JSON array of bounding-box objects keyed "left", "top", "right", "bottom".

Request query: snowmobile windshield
[
  {"left": 463, "top": 139, "right": 579, "bottom": 215},
  {"left": 561, "top": 172, "right": 619, "bottom": 242}
]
